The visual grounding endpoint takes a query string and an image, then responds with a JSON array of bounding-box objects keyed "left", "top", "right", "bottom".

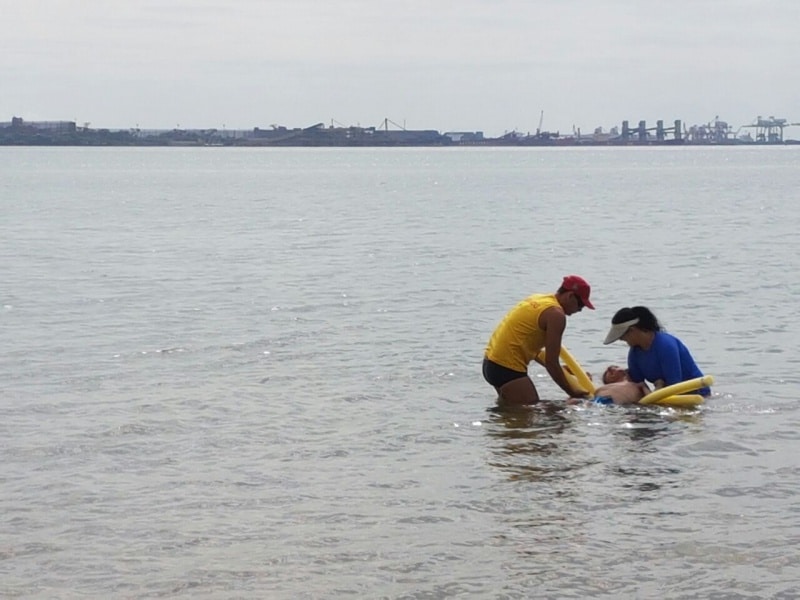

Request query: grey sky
[{"left": 3, "top": 0, "right": 798, "bottom": 136}]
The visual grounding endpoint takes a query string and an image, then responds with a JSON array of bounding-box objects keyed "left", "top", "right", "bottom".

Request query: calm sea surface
[{"left": 2, "top": 146, "right": 799, "bottom": 599}]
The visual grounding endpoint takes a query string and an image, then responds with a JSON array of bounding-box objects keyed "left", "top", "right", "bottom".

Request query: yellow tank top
[{"left": 485, "top": 293, "right": 560, "bottom": 372}]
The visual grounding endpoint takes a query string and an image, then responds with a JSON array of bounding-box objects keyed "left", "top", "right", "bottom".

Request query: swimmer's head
[{"left": 602, "top": 365, "right": 629, "bottom": 385}]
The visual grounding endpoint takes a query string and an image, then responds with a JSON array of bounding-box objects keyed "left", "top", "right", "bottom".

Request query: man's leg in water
[{"left": 497, "top": 376, "right": 540, "bottom": 407}]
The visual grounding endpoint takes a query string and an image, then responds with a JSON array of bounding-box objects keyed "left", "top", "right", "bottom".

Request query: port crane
[
  {"left": 378, "top": 118, "right": 407, "bottom": 131},
  {"left": 740, "top": 116, "right": 800, "bottom": 143}
]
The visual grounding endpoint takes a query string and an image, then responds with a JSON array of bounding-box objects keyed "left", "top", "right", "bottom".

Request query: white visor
[{"left": 603, "top": 318, "right": 639, "bottom": 345}]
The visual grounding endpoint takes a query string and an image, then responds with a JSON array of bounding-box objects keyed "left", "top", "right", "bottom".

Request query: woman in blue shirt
[{"left": 602, "top": 306, "right": 710, "bottom": 396}]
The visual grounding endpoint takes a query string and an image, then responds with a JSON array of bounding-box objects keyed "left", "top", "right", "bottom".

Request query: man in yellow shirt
[{"left": 483, "top": 275, "right": 594, "bottom": 407}]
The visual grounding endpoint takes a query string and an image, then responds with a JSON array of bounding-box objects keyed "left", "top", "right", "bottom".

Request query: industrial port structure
[{"left": 1, "top": 115, "right": 798, "bottom": 147}]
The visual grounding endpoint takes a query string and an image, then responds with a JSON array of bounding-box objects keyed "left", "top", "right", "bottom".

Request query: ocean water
[{"left": 2, "top": 146, "right": 799, "bottom": 599}]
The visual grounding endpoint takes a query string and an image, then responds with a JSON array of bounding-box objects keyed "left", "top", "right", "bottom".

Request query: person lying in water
[{"left": 569, "top": 365, "right": 651, "bottom": 405}]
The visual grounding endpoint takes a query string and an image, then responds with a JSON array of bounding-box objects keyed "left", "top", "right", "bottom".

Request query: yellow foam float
[
  {"left": 638, "top": 375, "right": 714, "bottom": 408},
  {"left": 536, "top": 346, "right": 595, "bottom": 396}
]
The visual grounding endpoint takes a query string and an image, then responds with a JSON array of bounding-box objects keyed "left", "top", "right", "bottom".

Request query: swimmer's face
[{"left": 603, "top": 365, "right": 627, "bottom": 384}]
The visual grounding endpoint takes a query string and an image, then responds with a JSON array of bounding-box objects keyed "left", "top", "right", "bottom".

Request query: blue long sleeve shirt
[{"left": 627, "top": 331, "right": 710, "bottom": 396}]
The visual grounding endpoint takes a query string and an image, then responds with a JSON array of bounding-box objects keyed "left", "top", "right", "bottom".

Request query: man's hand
[{"left": 569, "top": 388, "right": 591, "bottom": 399}]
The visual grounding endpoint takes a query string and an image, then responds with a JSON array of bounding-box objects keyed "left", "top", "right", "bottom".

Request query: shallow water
[{"left": 2, "top": 146, "right": 799, "bottom": 598}]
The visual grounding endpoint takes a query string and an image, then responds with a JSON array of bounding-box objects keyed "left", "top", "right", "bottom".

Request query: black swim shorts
[{"left": 482, "top": 357, "right": 527, "bottom": 388}]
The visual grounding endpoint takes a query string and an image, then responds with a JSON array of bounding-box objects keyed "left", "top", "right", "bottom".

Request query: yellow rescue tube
[
  {"left": 639, "top": 375, "right": 714, "bottom": 407},
  {"left": 653, "top": 394, "right": 705, "bottom": 408},
  {"left": 537, "top": 346, "right": 595, "bottom": 396}
]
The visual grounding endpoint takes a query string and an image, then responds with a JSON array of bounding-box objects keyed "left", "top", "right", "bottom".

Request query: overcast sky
[{"left": 2, "top": 0, "right": 798, "bottom": 136}]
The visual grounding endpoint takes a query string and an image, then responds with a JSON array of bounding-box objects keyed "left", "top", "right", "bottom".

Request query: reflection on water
[
  {"left": 483, "top": 402, "right": 705, "bottom": 495},
  {"left": 605, "top": 408, "right": 703, "bottom": 499},
  {"left": 612, "top": 407, "right": 704, "bottom": 446},
  {"left": 483, "top": 402, "right": 585, "bottom": 483}
]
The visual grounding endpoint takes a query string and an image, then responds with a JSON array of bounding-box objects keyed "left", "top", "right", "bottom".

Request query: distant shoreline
[{"left": 3, "top": 116, "right": 798, "bottom": 147}]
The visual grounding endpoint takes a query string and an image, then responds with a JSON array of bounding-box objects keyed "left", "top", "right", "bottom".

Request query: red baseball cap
[{"left": 561, "top": 275, "right": 594, "bottom": 310}]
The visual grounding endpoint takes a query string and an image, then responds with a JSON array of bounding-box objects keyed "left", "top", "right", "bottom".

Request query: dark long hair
[{"left": 611, "top": 306, "right": 662, "bottom": 332}]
